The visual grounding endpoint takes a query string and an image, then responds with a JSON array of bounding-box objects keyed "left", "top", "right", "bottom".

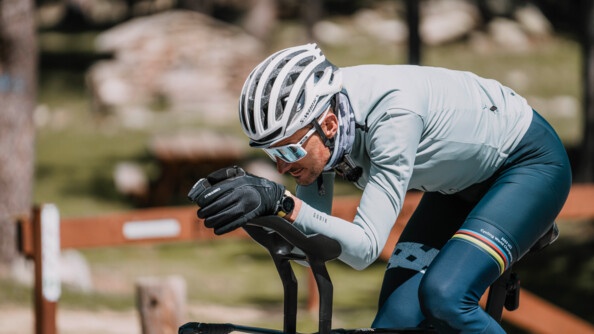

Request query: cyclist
[{"left": 189, "top": 43, "right": 571, "bottom": 333}]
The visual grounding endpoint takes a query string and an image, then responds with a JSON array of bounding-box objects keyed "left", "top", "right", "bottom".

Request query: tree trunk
[
  {"left": 578, "top": 0, "right": 594, "bottom": 182},
  {"left": 0, "top": 0, "right": 37, "bottom": 270},
  {"left": 406, "top": 0, "right": 421, "bottom": 65},
  {"left": 302, "top": 0, "right": 322, "bottom": 42}
]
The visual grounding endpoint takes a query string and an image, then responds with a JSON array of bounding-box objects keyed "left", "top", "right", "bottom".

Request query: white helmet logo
[{"left": 299, "top": 95, "right": 319, "bottom": 125}]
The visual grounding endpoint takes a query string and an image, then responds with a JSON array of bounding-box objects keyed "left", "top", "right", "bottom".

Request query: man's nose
[{"left": 276, "top": 159, "right": 291, "bottom": 174}]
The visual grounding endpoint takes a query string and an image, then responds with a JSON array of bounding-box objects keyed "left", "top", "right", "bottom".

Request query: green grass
[
  {"left": 0, "top": 238, "right": 385, "bottom": 329},
  {"left": 424, "top": 38, "right": 582, "bottom": 98},
  {"left": 35, "top": 128, "right": 148, "bottom": 216},
  {"left": 0, "top": 277, "right": 32, "bottom": 308}
]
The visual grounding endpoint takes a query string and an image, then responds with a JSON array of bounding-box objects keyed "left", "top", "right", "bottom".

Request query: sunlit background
[{"left": 0, "top": 1, "right": 592, "bottom": 333}]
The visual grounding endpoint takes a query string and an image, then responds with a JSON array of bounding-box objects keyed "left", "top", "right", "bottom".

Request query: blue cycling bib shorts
[{"left": 373, "top": 110, "right": 571, "bottom": 333}]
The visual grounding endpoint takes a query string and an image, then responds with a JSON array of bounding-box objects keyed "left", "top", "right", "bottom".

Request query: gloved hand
[{"left": 188, "top": 166, "right": 285, "bottom": 235}]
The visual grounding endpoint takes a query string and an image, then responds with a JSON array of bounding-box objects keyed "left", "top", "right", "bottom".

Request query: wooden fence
[{"left": 18, "top": 184, "right": 594, "bottom": 334}]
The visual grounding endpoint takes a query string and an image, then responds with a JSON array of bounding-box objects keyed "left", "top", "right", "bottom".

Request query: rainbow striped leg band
[{"left": 452, "top": 228, "right": 514, "bottom": 275}]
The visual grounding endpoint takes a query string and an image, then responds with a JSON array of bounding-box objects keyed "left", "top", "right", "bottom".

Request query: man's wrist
[{"left": 276, "top": 190, "right": 295, "bottom": 218}]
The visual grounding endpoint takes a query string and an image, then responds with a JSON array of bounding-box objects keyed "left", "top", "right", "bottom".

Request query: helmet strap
[{"left": 312, "top": 120, "right": 334, "bottom": 149}]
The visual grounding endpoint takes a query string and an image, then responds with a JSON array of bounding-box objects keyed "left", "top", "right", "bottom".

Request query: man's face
[{"left": 271, "top": 112, "right": 338, "bottom": 186}]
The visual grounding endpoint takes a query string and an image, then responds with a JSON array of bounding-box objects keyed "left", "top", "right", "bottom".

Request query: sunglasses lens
[
  {"left": 263, "top": 123, "right": 319, "bottom": 163},
  {"left": 264, "top": 145, "right": 307, "bottom": 163}
]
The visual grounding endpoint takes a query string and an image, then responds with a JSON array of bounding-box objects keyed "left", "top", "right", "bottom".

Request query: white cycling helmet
[{"left": 239, "top": 43, "right": 342, "bottom": 148}]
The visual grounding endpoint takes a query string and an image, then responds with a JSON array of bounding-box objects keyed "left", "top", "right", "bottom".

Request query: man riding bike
[{"left": 189, "top": 43, "right": 571, "bottom": 333}]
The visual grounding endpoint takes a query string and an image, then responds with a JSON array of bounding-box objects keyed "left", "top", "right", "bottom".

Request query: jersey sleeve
[{"left": 293, "top": 108, "right": 424, "bottom": 270}]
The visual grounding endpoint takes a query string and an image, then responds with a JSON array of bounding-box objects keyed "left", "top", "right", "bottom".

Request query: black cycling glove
[{"left": 188, "top": 166, "right": 285, "bottom": 235}]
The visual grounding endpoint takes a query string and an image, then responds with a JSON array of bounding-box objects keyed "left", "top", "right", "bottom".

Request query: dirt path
[
  {"left": 0, "top": 305, "right": 139, "bottom": 334},
  {"left": 0, "top": 304, "right": 282, "bottom": 334}
]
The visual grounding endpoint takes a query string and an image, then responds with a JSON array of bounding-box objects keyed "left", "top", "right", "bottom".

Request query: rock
[
  {"left": 470, "top": 4, "right": 553, "bottom": 53},
  {"left": 114, "top": 162, "right": 149, "bottom": 198},
  {"left": 421, "top": 0, "right": 481, "bottom": 46},
  {"left": 488, "top": 18, "right": 531, "bottom": 52},
  {"left": 468, "top": 31, "right": 494, "bottom": 54},
  {"left": 353, "top": 9, "right": 407, "bottom": 44},
  {"left": 36, "top": 2, "right": 66, "bottom": 29},
  {"left": 313, "top": 20, "right": 351, "bottom": 46},
  {"left": 87, "top": 10, "right": 264, "bottom": 124},
  {"left": 514, "top": 4, "right": 553, "bottom": 39}
]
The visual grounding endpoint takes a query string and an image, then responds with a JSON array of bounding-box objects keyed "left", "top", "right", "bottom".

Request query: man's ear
[{"left": 322, "top": 111, "right": 339, "bottom": 139}]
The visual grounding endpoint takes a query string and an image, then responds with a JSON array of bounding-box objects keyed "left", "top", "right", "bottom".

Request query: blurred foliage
[{"left": 33, "top": 0, "right": 589, "bottom": 38}]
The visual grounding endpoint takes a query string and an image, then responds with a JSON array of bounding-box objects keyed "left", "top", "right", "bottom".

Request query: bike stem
[{"left": 243, "top": 216, "right": 342, "bottom": 334}]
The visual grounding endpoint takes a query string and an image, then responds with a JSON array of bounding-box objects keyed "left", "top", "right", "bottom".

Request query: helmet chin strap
[
  {"left": 312, "top": 120, "right": 334, "bottom": 149},
  {"left": 312, "top": 119, "right": 362, "bottom": 185},
  {"left": 311, "top": 121, "right": 334, "bottom": 196}
]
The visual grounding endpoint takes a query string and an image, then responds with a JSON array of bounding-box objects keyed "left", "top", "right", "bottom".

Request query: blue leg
[
  {"left": 372, "top": 271, "right": 425, "bottom": 328},
  {"left": 419, "top": 238, "right": 506, "bottom": 334}
]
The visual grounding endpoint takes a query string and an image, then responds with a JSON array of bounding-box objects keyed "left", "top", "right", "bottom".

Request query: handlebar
[
  {"left": 244, "top": 216, "right": 342, "bottom": 264},
  {"left": 241, "top": 216, "right": 342, "bottom": 334},
  {"left": 180, "top": 216, "right": 440, "bottom": 334}
]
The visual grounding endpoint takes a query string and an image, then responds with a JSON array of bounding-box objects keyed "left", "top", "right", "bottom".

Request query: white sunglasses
[{"left": 263, "top": 108, "right": 330, "bottom": 163}]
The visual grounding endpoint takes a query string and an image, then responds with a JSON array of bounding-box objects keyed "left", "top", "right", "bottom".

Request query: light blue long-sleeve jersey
[{"left": 293, "top": 65, "right": 533, "bottom": 270}]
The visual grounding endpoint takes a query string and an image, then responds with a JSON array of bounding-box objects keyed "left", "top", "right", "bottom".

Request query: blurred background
[{"left": 0, "top": 0, "right": 593, "bottom": 333}]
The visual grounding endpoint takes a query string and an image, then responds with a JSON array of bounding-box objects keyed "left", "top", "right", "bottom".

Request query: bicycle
[{"left": 179, "top": 216, "right": 559, "bottom": 334}]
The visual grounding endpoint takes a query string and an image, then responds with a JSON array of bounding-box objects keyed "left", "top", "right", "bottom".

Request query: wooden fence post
[
  {"left": 136, "top": 275, "right": 187, "bottom": 334},
  {"left": 32, "top": 204, "right": 61, "bottom": 334}
]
